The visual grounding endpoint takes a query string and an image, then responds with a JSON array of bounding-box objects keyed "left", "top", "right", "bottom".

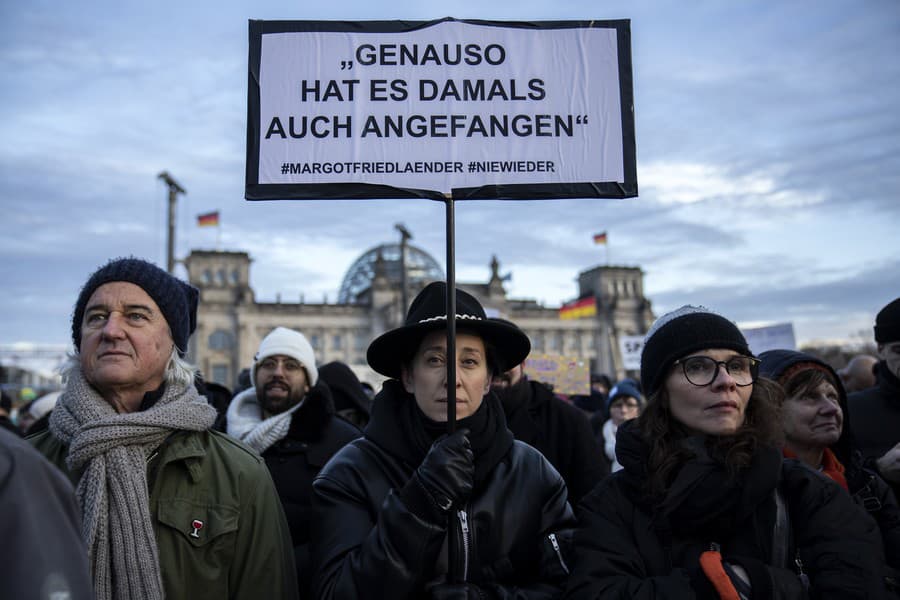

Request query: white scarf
[
  {"left": 226, "top": 388, "right": 303, "bottom": 453},
  {"left": 603, "top": 418, "right": 623, "bottom": 472},
  {"left": 49, "top": 368, "right": 217, "bottom": 600}
]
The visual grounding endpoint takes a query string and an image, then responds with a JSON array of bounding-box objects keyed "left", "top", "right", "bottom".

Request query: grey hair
[{"left": 59, "top": 347, "right": 196, "bottom": 391}]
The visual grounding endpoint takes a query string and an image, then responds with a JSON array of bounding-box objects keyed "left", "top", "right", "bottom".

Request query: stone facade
[{"left": 184, "top": 248, "right": 655, "bottom": 389}]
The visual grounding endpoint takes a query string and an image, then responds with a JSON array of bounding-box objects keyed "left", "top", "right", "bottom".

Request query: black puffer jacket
[
  {"left": 258, "top": 381, "right": 362, "bottom": 599},
  {"left": 564, "top": 421, "right": 886, "bottom": 599},
  {"left": 311, "top": 380, "right": 576, "bottom": 599},
  {"left": 760, "top": 349, "right": 900, "bottom": 573},
  {"left": 498, "top": 378, "right": 608, "bottom": 504}
]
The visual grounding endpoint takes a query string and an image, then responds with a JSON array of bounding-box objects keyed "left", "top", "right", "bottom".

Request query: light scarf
[
  {"left": 49, "top": 368, "right": 217, "bottom": 600},
  {"left": 603, "top": 419, "right": 623, "bottom": 472},
  {"left": 226, "top": 387, "right": 304, "bottom": 453}
]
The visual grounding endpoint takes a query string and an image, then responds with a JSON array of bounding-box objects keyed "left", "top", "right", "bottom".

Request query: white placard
[
  {"left": 247, "top": 19, "right": 635, "bottom": 200},
  {"left": 619, "top": 335, "right": 643, "bottom": 371}
]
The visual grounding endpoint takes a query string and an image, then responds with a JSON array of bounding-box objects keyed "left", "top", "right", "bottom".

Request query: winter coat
[
  {"left": 311, "top": 380, "right": 577, "bottom": 599},
  {"left": 1, "top": 427, "right": 93, "bottom": 600},
  {"left": 29, "top": 427, "right": 299, "bottom": 600},
  {"left": 760, "top": 349, "right": 900, "bottom": 574},
  {"left": 850, "top": 363, "right": 900, "bottom": 469},
  {"left": 255, "top": 381, "right": 362, "bottom": 599},
  {"left": 498, "top": 378, "right": 608, "bottom": 504},
  {"left": 563, "top": 421, "right": 886, "bottom": 599}
]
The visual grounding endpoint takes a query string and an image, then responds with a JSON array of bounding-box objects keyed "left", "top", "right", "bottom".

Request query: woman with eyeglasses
[{"left": 564, "top": 305, "right": 885, "bottom": 599}]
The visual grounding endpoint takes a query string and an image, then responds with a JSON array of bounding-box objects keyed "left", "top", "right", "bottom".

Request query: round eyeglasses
[{"left": 672, "top": 355, "right": 760, "bottom": 387}]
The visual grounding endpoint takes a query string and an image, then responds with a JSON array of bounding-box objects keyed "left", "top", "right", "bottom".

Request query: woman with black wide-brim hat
[{"left": 311, "top": 282, "right": 576, "bottom": 599}]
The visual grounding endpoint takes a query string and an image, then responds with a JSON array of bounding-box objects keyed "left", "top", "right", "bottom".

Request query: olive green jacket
[{"left": 30, "top": 428, "right": 299, "bottom": 600}]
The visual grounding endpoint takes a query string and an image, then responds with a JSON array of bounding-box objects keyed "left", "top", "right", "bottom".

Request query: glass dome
[{"left": 338, "top": 243, "right": 444, "bottom": 304}]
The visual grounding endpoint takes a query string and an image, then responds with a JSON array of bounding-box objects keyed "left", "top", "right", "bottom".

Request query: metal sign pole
[{"left": 444, "top": 195, "right": 456, "bottom": 433}]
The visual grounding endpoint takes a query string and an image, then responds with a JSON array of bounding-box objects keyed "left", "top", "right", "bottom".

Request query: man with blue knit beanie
[{"left": 30, "top": 256, "right": 298, "bottom": 600}]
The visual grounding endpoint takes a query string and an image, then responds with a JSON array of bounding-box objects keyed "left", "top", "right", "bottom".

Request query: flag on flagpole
[
  {"left": 197, "top": 211, "right": 220, "bottom": 227},
  {"left": 559, "top": 296, "right": 597, "bottom": 320},
  {"left": 592, "top": 231, "right": 608, "bottom": 244}
]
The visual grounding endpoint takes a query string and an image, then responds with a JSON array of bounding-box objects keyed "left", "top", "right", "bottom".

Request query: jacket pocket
[{"left": 157, "top": 498, "right": 239, "bottom": 547}]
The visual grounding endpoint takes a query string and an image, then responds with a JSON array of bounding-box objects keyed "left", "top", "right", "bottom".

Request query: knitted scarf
[
  {"left": 783, "top": 446, "right": 848, "bottom": 490},
  {"left": 226, "top": 387, "right": 304, "bottom": 453},
  {"left": 49, "top": 369, "right": 217, "bottom": 600}
]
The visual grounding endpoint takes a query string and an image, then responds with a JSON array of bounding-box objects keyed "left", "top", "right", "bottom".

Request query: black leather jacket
[{"left": 311, "top": 381, "right": 576, "bottom": 599}]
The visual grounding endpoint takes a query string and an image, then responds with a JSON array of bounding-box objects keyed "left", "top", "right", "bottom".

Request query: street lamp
[{"left": 395, "top": 223, "right": 412, "bottom": 313}]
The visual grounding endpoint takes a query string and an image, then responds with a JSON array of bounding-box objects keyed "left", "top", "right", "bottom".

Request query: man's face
[
  {"left": 879, "top": 342, "right": 900, "bottom": 380},
  {"left": 491, "top": 364, "right": 524, "bottom": 390},
  {"left": 255, "top": 354, "right": 309, "bottom": 416},
  {"left": 837, "top": 355, "right": 878, "bottom": 393},
  {"left": 80, "top": 282, "right": 173, "bottom": 403}
]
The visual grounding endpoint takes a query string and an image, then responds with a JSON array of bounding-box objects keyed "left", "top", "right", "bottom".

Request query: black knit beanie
[
  {"left": 640, "top": 305, "right": 751, "bottom": 396},
  {"left": 875, "top": 297, "right": 900, "bottom": 344},
  {"left": 72, "top": 257, "right": 199, "bottom": 356}
]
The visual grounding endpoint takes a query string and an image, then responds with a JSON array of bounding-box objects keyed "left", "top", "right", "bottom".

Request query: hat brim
[{"left": 367, "top": 318, "right": 531, "bottom": 379}]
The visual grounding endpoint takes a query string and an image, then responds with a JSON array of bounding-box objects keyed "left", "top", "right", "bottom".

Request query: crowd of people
[{"left": 2, "top": 255, "right": 899, "bottom": 599}]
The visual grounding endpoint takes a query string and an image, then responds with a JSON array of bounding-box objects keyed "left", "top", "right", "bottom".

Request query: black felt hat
[{"left": 367, "top": 281, "right": 531, "bottom": 379}]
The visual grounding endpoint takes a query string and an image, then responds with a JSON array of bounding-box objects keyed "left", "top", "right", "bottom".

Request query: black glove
[
  {"left": 429, "top": 583, "right": 485, "bottom": 600},
  {"left": 416, "top": 428, "right": 475, "bottom": 513}
]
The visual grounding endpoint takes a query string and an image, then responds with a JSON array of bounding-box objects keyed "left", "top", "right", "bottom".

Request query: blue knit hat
[{"left": 72, "top": 257, "right": 199, "bottom": 356}]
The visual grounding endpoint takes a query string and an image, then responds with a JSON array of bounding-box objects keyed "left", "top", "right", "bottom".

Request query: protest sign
[
  {"left": 246, "top": 17, "right": 635, "bottom": 200},
  {"left": 523, "top": 353, "right": 590, "bottom": 396},
  {"left": 618, "top": 335, "right": 643, "bottom": 371}
]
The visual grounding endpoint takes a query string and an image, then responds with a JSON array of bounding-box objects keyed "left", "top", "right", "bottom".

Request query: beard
[{"left": 260, "top": 382, "right": 304, "bottom": 415}]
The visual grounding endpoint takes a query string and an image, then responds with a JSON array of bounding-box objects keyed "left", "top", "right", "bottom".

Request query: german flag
[
  {"left": 559, "top": 296, "right": 597, "bottom": 320},
  {"left": 197, "top": 211, "right": 220, "bottom": 227},
  {"left": 593, "top": 231, "right": 608, "bottom": 244}
]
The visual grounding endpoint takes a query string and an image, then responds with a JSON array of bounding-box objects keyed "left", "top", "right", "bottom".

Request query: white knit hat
[{"left": 251, "top": 327, "right": 318, "bottom": 388}]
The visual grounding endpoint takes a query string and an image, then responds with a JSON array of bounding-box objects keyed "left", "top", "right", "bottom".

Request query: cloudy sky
[{"left": 2, "top": 0, "right": 898, "bottom": 353}]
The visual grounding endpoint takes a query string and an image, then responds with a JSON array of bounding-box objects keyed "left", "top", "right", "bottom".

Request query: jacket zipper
[
  {"left": 457, "top": 508, "right": 470, "bottom": 581},
  {"left": 548, "top": 533, "right": 569, "bottom": 574}
]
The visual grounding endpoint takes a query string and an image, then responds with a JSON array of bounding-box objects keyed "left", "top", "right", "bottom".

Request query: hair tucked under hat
[
  {"left": 875, "top": 297, "right": 900, "bottom": 344},
  {"left": 252, "top": 327, "right": 319, "bottom": 388},
  {"left": 640, "top": 305, "right": 751, "bottom": 396},
  {"left": 72, "top": 257, "right": 199, "bottom": 356}
]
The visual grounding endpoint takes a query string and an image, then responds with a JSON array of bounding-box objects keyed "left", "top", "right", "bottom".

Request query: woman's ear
[{"left": 401, "top": 366, "right": 415, "bottom": 394}]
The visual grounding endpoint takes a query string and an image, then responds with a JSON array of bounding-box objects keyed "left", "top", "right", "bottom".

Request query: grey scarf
[{"left": 49, "top": 368, "right": 217, "bottom": 600}]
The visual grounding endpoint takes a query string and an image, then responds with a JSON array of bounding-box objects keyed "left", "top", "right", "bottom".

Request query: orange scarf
[{"left": 783, "top": 447, "right": 848, "bottom": 491}]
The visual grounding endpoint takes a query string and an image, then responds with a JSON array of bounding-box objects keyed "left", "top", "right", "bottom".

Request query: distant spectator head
[
  {"left": 606, "top": 378, "right": 643, "bottom": 425},
  {"left": 590, "top": 373, "right": 612, "bottom": 396},
  {"left": 874, "top": 297, "right": 900, "bottom": 379},
  {"left": 837, "top": 354, "right": 878, "bottom": 393}
]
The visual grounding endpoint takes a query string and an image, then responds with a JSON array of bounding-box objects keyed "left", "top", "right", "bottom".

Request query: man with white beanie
[{"left": 227, "top": 327, "right": 360, "bottom": 600}]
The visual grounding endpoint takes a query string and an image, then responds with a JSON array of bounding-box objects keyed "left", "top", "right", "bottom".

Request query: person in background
[
  {"left": 850, "top": 298, "right": 900, "bottom": 498},
  {"left": 30, "top": 257, "right": 297, "bottom": 600},
  {"left": 227, "top": 327, "right": 360, "bottom": 600},
  {"left": 0, "top": 391, "right": 19, "bottom": 435},
  {"left": 490, "top": 317, "right": 607, "bottom": 505},
  {"left": 565, "top": 305, "right": 885, "bottom": 599},
  {"left": 318, "top": 360, "right": 373, "bottom": 429},
  {"left": 312, "top": 282, "right": 576, "bottom": 599},
  {"left": 760, "top": 349, "right": 900, "bottom": 589},
  {"left": 2, "top": 427, "right": 93, "bottom": 599},
  {"left": 839, "top": 354, "right": 879, "bottom": 394},
  {"left": 599, "top": 378, "right": 643, "bottom": 473}
]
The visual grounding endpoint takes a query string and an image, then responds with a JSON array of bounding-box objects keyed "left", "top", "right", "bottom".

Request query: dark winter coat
[
  {"left": 259, "top": 381, "right": 362, "bottom": 599},
  {"left": 311, "top": 380, "right": 576, "bottom": 599},
  {"left": 849, "top": 363, "right": 900, "bottom": 469},
  {"left": 498, "top": 377, "right": 608, "bottom": 504},
  {"left": 564, "top": 421, "right": 886, "bottom": 599},
  {"left": 760, "top": 349, "right": 900, "bottom": 573}
]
